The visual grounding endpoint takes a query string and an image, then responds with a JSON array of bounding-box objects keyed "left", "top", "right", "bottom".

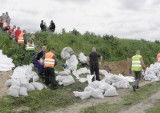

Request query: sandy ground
[{"left": 0, "top": 71, "right": 13, "bottom": 97}]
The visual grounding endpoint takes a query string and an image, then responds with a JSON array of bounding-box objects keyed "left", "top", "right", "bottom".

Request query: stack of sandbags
[
  {"left": 5, "top": 64, "right": 46, "bottom": 97},
  {"left": 61, "top": 47, "right": 74, "bottom": 60},
  {"left": 0, "top": 50, "right": 15, "bottom": 71},
  {"left": 73, "top": 81, "right": 118, "bottom": 100},
  {"left": 144, "top": 63, "right": 160, "bottom": 82}
]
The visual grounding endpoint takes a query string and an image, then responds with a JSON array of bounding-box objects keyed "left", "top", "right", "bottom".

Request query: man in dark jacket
[
  {"left": 49, "top": 20, "right": 55, "bottom": 32},
  {"left": 88, "top": 47, "right": 102, "bottom": 81},
  {"left": 40, "top": 20, "right": 45, "bottom": 31}
]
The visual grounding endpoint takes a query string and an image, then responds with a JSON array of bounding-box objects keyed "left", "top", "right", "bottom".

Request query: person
[
  {"left": 157, "top": 50, "right": 160, "bottom": 62},
  {"left": 25, "top": 37, "right": 35, "bottom": 51},
  {"left": 40, "top": 20, "right": 45, "bottom": 31},
  {"left": 49, "top": 20, "right": 55, "bottom": 32},
  {"left": 7, "top": 25, "right": 16, "bottom": 40},
  {"left": 34, "top": 46, "right": 47, "bottom": 79},
  {"left": 44, "top": 48, "right": 58, "bottom": 89},
  {"left": 14, "top": 27, "right": 21, "bottom": 42},
  {"left": 2, "top": 20, "right": 9, "bottom": 32},
  {"left": 5, "top": 12, "right": 11, "bottom": 26},
  {"left": 88, "top": 47, "right": 102, "bottom": 81},
  {"left": 43, "top": 22, "right": 47, "bottom": 31},
  {"left": 131, "top": 50, "right": 145, "bottom": 91},
  {"left": 17, "top": 30, "right": 26, "bottom": 45}
]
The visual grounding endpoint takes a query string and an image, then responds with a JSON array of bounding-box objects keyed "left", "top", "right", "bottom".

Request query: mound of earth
[{"left": 101, "top": 58, "right": 132, "bottom": 76}]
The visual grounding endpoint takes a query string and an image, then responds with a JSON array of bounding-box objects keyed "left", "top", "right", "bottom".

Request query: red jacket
[{"left": 14, "top": 29, "right": 21, "bottom": 40}]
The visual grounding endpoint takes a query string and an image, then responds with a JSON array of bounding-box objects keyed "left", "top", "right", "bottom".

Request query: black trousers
[
  {"left": 44, "top": 67, "right": 58, "bottom": 88},
  {"left": 90, "top": 63, "right": 100, "bottom": 81}
]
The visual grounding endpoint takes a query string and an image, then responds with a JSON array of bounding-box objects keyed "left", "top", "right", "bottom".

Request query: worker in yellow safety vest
[
  {"left": 25, "top": 38, "right": 35, "bottom": 51},
  {"left": 18, "top": 30, "right": 26, "bottom": 45},
  {"left": 157, "top": 50, "right": 160, "bottom": 62},
  {"left": 44, "top": 48, "right": 58, "bottom": 89},
  {"left": 131, "top": 50, "right": 145, "bottom": 91}
]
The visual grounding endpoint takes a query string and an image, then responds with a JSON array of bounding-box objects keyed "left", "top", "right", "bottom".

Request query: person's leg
[
  {"left": 44, "top": 68, "right": 50, "bottom": 86},
  {"left": 49, "top": 68, "right": 58, "bottom": 88},
  {"left": 134, "top": 71, "right": 141, "bottom": 89},
  {"left": 95, "top": 64, "right": 100, "bottom": 81},
  {"left": 90, "top": 64, "right": 95, "bottom": 81}
]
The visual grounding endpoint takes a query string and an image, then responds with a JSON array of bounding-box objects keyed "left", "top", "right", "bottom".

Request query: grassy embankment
[{"left": 0, "top": 29, "right": 160, "bottom": 113}]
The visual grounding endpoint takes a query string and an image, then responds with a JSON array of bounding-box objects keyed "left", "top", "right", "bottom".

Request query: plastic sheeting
[{"left": 0, "top": 50, "right": 15, "bottom": 72}]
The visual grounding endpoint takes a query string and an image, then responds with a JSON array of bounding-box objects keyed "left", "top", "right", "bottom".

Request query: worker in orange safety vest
[{"left": 44, "top": 48, "right": 58, "bottom": 89}]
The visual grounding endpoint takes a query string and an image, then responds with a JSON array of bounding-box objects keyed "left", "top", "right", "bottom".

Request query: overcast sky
[{"left": 0, "top": 0, "right": 160, "bottom": 41}]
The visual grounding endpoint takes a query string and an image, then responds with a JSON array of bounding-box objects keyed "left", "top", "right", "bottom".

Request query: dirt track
[{"left": 48, "top": 81, "right": 150, "bottom": 113}]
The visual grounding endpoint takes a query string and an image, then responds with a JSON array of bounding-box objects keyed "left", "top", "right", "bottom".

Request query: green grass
[
  {"left": 0, "top": 81, "right": 87, "bottom": 113},
  {"left": 80, "top": 82, "right": 160, "bottom": 113}
]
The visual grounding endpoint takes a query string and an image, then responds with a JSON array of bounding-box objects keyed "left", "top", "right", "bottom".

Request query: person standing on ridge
[
  {"left": 49, "top": 20, "right": 55, "bottom": 32},
  {"left": 14, "top": 27, "right": 21, "bottom": 42},
  {"left": 44, "top": 48, "right": 58, "bottom": 89},
  {"left": 7, "top": 25, "right": 16, "bottom": 40},
  {"left": 88, "top": 47, "right": 102, "bottom": 81},
  {"left": 131, "top": 50, "right": 145, "bottom": 91},
  {"left": 40, "top": 20, "right": 45, "bottom": 31}
]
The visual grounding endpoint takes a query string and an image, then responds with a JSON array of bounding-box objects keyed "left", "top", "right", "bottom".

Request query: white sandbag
[
  {"left": 79, "top": 78, "right": 87, "bottom": 83},
  {"left": 84, "top": 86, "right": 95, "bottom": 92},
  {"left": 62, "top": 75, "right": 75, "bottom": 86},
  {"left": 56, "top": 75, "right": 67, "bottom": 82},
  {"left": 61, "top": 47, "right": 74, "bottom": 60},
  {"left": 5, "top": 79, "right": 13, "bottom": 87},
  {"left": 32, "top": 82, "right": 44, "bottom": 90},
  {"left": 27, "top": 83, "right": 35, "bottom": 91},
  {"left": 72, "top": 67, "right": 90, "bottom": 79},
  {"left": 20, "top": 78, "right": 29, "bottom": 87},
  {"left": 19, "top": 87, "right": 28, "bottom": 96},
  {"left": 32, "top": 75, "right": 39, "bottom": 82},
  {"left": 114, "top": 80, "right": 130, "bottom": 89},
  {"left": 0, "top": 50, "right": 15, "bottom": 71},
  {"left": 91, "top": 89, "right": 104, "bottom": 99},
  {"left": 124, "top": 76, "right": 135, "bottom": 83},
  {"left": 12, "top": 79, "right": 21, "bottom": 86},
  {"left": 78, "top": 52, "right": 87, "bottom": 63},
  {"left": 104, "top": 87, "right": 118, "bottom": 97},
  {"left": 99, "top": 70, "right": 109, "bottom": 77},
  {"left": 73, "top": 91, "right": 91, "bottom": 100},
  {"left": 87, "top": 75, "right": 94, "bottom": 84},
  {"left": 58, "top": 69, "right": 71, "bottom": 76},
  {"left": 8, "top": 85, "right": 20, "bottom": 97},
  {"left": 65, "top": 55, "right": 78, "bottom": 71},
  {"left": 26, "top": 71, "right": 38, "bottom": 81},
  {"left": 99, "top": 82, "right": 112, "bottom": 91},
  {"left": 89, "top": 81, "right": 100, "bottom": 89}
]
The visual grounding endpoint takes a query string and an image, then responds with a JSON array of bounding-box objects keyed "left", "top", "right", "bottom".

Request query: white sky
[{"left": 0, "top": 0, "right": 160, "bottom": 41}]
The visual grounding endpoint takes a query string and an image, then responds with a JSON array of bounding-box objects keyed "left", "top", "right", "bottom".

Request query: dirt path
[
  {"left": 119, "top": 90, "right": 160, "bottom": 113},
  {"left": 0, "top": 71, "right": 12, "bottom": 97},
  {"left": 48, "top": 81, "right": 150, "bottom": 113}
]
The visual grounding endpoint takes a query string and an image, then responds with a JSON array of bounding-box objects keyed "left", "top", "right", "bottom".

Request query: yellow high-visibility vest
[{"left": 132, "top": 55, "right": 142, "bottom": 71}]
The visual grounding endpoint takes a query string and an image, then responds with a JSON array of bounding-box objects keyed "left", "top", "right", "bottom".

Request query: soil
[{"left": 0, "top": 71, "right": 13, "bottom": 97}]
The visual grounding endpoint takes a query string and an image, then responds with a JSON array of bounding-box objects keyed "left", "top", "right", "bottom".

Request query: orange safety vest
[
  {"left": 3, "top": 22, "right": 8, "bottom": 28},
  {"left": 44, "top": 52, "right": 55, "bottom": 68},
  {"left": 18, "top": 33, "right": 25, "bottom": 44},
  {"left": 157, "top": 53, "right": 160, "bottom": 62}
]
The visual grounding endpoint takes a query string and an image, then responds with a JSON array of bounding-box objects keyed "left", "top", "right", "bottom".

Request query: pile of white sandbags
[
  {"left": 73, "top": 80, "right": 118, "bottom": 100},
  {"left": 0, "top": 50, "right": 15, "bottom": 71},
  {"left": 5, "top": 64, "right": 46, "bottom": 97},
  {"left": 61, "top": 47, "right": 74, "bottom": 60},
  {"left": 144, "top": 62, "right": 160, "bottom": 82}
]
